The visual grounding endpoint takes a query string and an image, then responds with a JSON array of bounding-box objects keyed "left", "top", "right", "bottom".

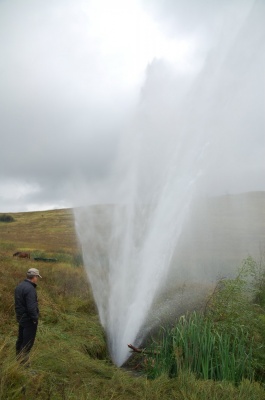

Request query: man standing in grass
[{"left": 14, "top": 268, "right": 42, "bottom": 365}]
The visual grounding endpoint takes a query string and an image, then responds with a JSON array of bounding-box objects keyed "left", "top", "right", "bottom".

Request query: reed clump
[
  {"left": 144, "top": 257, "right": 265, "bottom": 385},
  {"left": 146, "top": 313, "right": 254, "bottom": 383}
]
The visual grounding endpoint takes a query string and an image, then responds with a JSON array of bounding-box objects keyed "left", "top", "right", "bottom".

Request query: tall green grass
[
  {"left": 145, "top": 257, "right": 265, "bottom": 384},
  {"left": 146, "top": 312, "right": 254, "bottom": 383}
]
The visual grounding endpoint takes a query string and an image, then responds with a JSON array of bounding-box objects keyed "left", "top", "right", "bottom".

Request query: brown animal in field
[{"left": 13, "top": 251, "right": 30, "bottom": 259}]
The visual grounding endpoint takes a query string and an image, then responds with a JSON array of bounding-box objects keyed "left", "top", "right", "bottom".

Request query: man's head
[{"left": 27, "top": 268, "right": 42, "bottom": 283}]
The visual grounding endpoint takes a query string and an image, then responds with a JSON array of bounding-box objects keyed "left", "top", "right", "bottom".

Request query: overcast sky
[{"left": 0, "top": 0, "right": 264, "bottom": 212}]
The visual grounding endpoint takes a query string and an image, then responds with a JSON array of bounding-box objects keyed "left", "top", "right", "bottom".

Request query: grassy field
[
  {"left": 0, "top": 206, "right": 265, "bottom": 399},
  {"left": 0, "top": 208, "right": 79, "bottom": 254}
]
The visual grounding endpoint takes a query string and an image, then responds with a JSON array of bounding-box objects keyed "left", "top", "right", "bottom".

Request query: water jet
[{"left": 74, "top": 1, "right": 265, "bottom": 366}]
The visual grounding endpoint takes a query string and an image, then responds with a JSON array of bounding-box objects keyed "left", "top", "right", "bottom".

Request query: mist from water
[{"left": 74, "top": 0, "right": 265, "bottom": 366}]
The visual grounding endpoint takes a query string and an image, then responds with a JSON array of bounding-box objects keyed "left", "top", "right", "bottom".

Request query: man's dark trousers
[{"left": 16, "top": 321, "right": 38, "bottom": 362}]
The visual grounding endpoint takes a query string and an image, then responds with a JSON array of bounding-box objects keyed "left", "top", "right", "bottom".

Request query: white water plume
[{"left": 74, "top": 0, "right": 265, "bottom": 366}]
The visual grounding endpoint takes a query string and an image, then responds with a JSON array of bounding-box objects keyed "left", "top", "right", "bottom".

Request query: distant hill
[
  {"left": 0, "top": 208, "right": 79, "bottom": 256},
  {"left": 1, "top": 191, "right": 264, "bottom": 278}
]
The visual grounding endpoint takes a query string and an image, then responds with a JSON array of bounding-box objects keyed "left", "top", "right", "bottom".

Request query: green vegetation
[
  {"left": 143, "top": 258, "right": 265, "bottom": 387},
  {"left": 145, "top": 313, "right": 254, "bottom": 383},
  {"left": 144, "top": 313, "right": 254, "bottom": 384},
  {"left": 0, "top": 209, "right": 265, "bottom": 399}
]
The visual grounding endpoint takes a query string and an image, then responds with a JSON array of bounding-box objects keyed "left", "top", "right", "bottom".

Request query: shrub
[
  {"left": 0, "top": 214, "right": 14, "bottom": 222},
  {"left": 205, "top": 257, "right": 259, "bottom": 334},
  {"left": 72, "top": 252, "right": 84, "bottom": 267}
]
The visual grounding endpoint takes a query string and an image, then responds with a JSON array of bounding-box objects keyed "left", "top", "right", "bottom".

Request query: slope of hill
[
  {"left": 0, "top": 195, "right": 265, "bottom": 399},
  {"left": 0, "top": 208, "right": 79, "bottom": 255}
]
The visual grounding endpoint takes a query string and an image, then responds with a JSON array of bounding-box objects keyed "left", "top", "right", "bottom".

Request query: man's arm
[{"left": 25, "top": 288, "right": 38, "bottom": 323}]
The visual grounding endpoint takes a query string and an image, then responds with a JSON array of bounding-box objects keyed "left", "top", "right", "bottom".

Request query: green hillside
[
  {"left": 0, "top": 199, "right": 265, "bottom": 399},
  {"left": 0, "top": 208, "right": 79, "bottom": 254}
]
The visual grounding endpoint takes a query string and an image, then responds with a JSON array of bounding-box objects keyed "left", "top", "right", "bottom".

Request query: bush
[
  {"left": 0, "top": 214, "right": 14, "bottom": 222},
  {"left": 205, "top": 257, "right": 259, "bottom": 334},
  {"left": 72, "top": 252, "right": 84, "bottom": 267}
]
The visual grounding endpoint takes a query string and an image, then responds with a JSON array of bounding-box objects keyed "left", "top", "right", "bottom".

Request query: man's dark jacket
[{"left": 15, "top": 279, "right": 39, "bottom": 326}]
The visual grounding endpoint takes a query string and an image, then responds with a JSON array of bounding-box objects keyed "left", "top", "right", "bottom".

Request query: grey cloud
[
  {"left": 0, "top": 0, "right": 133, "bottom": 211},
  {"left": 143, "top": 0, "right": 256, "bottom": 37},
  {"left": 0, "top": 0, "right": 264, "bottom": 212}
]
